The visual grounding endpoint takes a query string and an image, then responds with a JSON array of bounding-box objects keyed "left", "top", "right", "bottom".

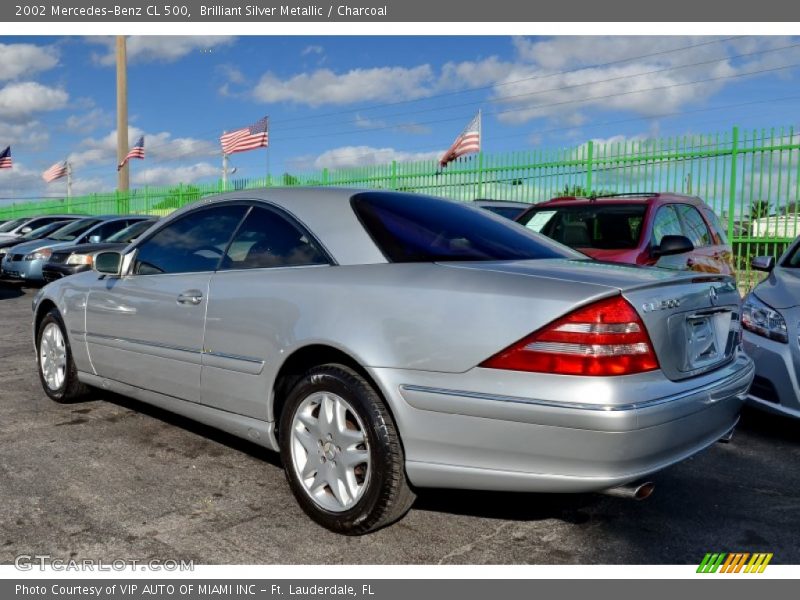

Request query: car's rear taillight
[{"left": 480, "top": 295, "right": 659, "bottom": 376}]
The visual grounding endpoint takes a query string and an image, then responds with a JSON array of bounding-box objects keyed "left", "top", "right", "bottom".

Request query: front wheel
[
  {"left": 279, "top": 364, "right": 415, "bottom": 535},
  {"left": 37, "top": 310, "right": 91, "bottom": 403}
]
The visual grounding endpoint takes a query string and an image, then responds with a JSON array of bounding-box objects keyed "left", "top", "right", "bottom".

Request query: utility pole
[{"left": 116, "top": 36, "right": 129, "bottom": 192}]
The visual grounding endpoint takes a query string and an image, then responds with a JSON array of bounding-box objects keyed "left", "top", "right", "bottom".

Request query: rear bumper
[
  {"left": 371, "top": 354, "right": 753, "bottom": 492},
  {"left": 743, "top": 331, "right": 800, "bottom": 419}
]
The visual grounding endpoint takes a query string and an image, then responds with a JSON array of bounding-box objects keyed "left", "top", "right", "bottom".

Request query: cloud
[
  {"left": 288, "top": 145, "right": 441, "bottom": 171},
  {"left": 0, "top": 82, "right": 68, "bottom": 121},
  {"left": 301, "top": 45, "right": 324, "bottom": 56},
  {"left": 491, "top": 36, "right": 800, "bottom": 125},
  {"left": 132, "top": 162, "right": 218, "bottom": 186},
  {"left": 0, "top": 120, "right": 51, "bottom": 149},
  {"left": 353, "top": 113, "right": 430, "bottom": 135},
  {"left": 252, "top": 65, "right": 436, "bottom": 107},
  {"left": 0, "top": 43, "right": 59, "bottom": 81},
  {"left": 89, "top": 36, "right": 236, "bottom": 66},
  {"left": 64, "top": 108, "right": 112, "bottom": 134},
  {"left": 68, "top": 127, "right": 218, "bottom": 168}
]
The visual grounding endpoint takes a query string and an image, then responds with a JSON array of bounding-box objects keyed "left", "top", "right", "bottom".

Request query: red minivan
[{"left": 515, "top": 192, "right": 734, "bottom": 275}]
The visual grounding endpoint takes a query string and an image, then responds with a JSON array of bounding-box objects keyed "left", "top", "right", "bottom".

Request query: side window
[
  {"left": 677, "top": 204, "right": 712, "bottom": 247},
  {"left": 651, "top": 205, "right": 682, "bottom": 246},
  {"left": 133, "top": 205, "right": 247, "bottom": 275},
  {"left": 221, "top": 206, "right": 328, "bottom": 270},
  {"left": 701, "top": 208, "right": 728, "bottom": 244}
]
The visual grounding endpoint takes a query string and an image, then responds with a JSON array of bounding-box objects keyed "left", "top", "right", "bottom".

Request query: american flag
[
  {"left": 42, "top": 161, "right": 68, "bottom": 183},
  {"left": 439, "top": 111, "right": 481, "bottom": 168},
  {"left": 220, "top": 116, "right": 269, "bottom": 155},
  {"left": 118, "top": 136, "right": 145, "bottom": 171},
  {"left": 0, "top": 146, "right": 11, "bottom": 169}
]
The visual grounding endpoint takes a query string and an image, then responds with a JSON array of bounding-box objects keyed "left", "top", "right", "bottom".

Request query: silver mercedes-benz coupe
[{"left": 32, "top": 188, "right": 753, "bottom": 534}]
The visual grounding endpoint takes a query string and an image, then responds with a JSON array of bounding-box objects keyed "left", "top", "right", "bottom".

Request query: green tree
[{"left": 750, "top": 199, "right": 770, "bottom": 221}]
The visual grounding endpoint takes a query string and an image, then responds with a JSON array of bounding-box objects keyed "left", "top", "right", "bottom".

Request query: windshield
[
  {"left": 518, "top": 203, "right": 646, "bottom": 250},
  {"left": 20, "top": 221, "right": 70, "bottom": 241},
  {"left": 106, "top": 219, "right": 155, "bottom": 243},
  {"left": 48, "top": 219, "right": 101, "bottom": 242},
  {"left": 0, "top": 217, "right": 28, "bottom": 233},
  {"left": 351, "top": 192, "right": 579, "bottom": 263}
]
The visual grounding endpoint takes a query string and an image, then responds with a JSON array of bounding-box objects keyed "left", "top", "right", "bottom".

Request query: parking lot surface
[{"left": 1, "top": 282, "right": 799, "bottom": 565}]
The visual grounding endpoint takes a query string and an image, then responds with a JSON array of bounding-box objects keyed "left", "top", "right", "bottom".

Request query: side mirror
[
  {"left": 88, "top": 235, "right": 102, "bottom": 244},
  {"left": 751, "top": 255, "right": 775, "bottom": 272},
  {"left": 652, "top": 235, "right": 694, "bottom": 258},
  {"left": 93, "top": 251, "right": 122, "bottom": 276},
  {"left": 20, "top": 226, "right": 32, "bottom": 234}
]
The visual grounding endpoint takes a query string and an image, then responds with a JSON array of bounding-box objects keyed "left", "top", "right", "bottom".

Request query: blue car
[{"left": 1, "top": 215, "right": 150, "bottom": 283}]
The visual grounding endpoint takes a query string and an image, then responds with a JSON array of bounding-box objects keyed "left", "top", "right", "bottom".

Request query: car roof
[{"left": 532, "top": 192, "right": 706, "bottom": 207}]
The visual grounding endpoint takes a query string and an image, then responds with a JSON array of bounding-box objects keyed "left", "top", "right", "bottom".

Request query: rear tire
[
  {"left": 37, "top": 309, "right": 91, "bottom": 403},
  {"left": 279, "top": 363, "right": 415, "bottom": 535}
]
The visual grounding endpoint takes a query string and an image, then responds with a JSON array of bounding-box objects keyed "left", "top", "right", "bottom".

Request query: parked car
[
  {"left": 516, "top": 193, "right": 734, "bottom": 274},
  {"left": 42, "top": 218, "right": 158, "bottom": 282},
  {"left": 742, "top": 246, "right": 800, "bottom": 419},
  {"left": 32, "top": 189, "right": 752, "bottom": 534},
  {"left": 0, "top": 219, "right": 80, "bottom": 268},
  {"left": 0, "top": 214, "right": 80, "bottom": 242},
  {"left": 2, "top": 216, "right": 150, "bottom": 283},
  {"left": 473, "top": 199, "right": 532, "bottom": 220}
]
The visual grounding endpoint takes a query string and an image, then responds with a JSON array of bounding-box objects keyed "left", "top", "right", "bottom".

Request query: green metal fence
[{"left": 2, "top": 125, "right": 799, "bottom": 289}]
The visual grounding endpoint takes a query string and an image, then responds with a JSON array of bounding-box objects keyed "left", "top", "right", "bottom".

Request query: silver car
[
  {"left": 32, "top": 188, "right": 753, "bottom": 534},
  {"left": 742, "top": 246, "right": 800, "bottom": 418}
]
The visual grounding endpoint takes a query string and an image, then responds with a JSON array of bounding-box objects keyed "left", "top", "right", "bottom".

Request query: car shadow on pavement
[
  {"left": 413, "top": 487, "right": 599, "bottom": 524},
  {"left": 101, "top": 391, "right": 284, "bottom": 469},
  {"left": 738, "top": 406, "right": 800, "bottom": 444},
  {"left": 0, "top": 280, "right": 25, "bottom": 300}
]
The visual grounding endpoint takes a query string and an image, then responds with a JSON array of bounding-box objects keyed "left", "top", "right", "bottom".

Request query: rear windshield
[
  {"left": 0, "top": 217, "right": 28, "bottom": 232},
  {"left": 49, "top": 219, "right": 101, "bottom": 241},
  {"left": 351, "top": 192, "right": 578, "bottom": 263},
  {"left": 518, "top": 203, "right": 646, "bottom": 250}
]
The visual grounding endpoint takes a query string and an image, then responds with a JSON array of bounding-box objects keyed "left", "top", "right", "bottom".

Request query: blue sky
[{"left": 0, "top": 35, "right": 798, "bottom": 202}]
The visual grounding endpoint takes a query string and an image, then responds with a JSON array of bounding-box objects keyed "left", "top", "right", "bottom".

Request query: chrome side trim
[
  {"left": 400, "top": 363, "right": 754, "bottom": 413},
  {"left": 204, "top": 350, "right": 264, "bottom": 365},
  {"left": 85, "top": 331, "right": 265, "bottom": 368},
  {"left": 86, "top": 331, "right": 198, "bottom": 355}
]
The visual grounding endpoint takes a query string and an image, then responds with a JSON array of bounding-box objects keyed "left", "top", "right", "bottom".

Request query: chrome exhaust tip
[{"left": 601, "top": 480, "right": 655, "bottom": 500}]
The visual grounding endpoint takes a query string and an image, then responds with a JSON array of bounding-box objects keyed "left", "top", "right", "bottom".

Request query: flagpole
[
  {"left": 266, "top": 146, "right": 270, "bottom": 187},
  {"left": 222, "top": 153, "right": 229, "bottom": 191},
  {"left": 66, "top": 162, "right": 72, "bottom": 199}
]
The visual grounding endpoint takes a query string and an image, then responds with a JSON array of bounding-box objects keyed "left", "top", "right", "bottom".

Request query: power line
[{"left": 269, "top": 40, "right": 800, "bottom": 135}]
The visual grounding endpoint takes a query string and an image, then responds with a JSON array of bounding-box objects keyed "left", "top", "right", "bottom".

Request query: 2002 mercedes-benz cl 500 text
[{"left": 32, "top": 189, "right": 754, "bottom": 534}]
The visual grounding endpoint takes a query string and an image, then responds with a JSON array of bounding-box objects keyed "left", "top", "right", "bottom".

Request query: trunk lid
[{"left": 441, "top": 258, "right": 741, "bottom": 381}]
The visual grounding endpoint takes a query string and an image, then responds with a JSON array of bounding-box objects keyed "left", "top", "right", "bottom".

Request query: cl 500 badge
[{"left": 642, "top": 298, "right": 681, "bottom": 312}]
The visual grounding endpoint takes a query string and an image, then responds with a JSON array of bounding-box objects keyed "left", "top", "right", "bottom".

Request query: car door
[
  {"left": 675, "top": 203, "right": 723, "bottom": 273},
  {"left": 201, "top": 204, "right": 331, "bottom": 418},
  {"left": 84, "top": 205, "right": 248, "bottom": 402}
]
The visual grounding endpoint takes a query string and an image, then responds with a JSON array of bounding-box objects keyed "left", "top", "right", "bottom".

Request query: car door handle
[{"left": 177, "top": 290, "right": 203, "bottom": 305}]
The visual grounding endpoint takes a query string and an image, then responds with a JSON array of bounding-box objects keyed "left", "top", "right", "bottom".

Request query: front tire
[
  {"left": 279, "top": 364, "right": 415, "bottom": 535},
  {"left": 37, "top": 310, "right": 90, "bottom": 403}
]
